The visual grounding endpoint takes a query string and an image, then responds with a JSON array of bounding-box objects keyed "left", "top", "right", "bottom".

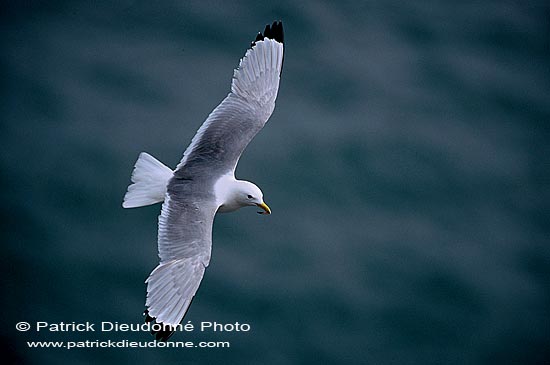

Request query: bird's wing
[
  {"left": 145, "top": 179, "right": 218, "bottom": 328},
  {"left": 174, "top": 21, "right": 284, "bottom": 179}
]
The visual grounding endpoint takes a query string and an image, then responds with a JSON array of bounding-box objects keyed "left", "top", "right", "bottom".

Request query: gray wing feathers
[
  {"left": 174, "top": 96, "right": 264, "bottom": 177},
  {"left": 231, "top": 38, "right": 283, "bottom": 105},
  {"left": 145, "top": 257, "right": 205, "bottom": 325},
  {"left": 146, "top": 192, "right": 216, "bottom": 326},
  {"left": 175, "top": 38, "right": 283, "bottom": 175},
  {"left": 156, "top": 193, "right": 216, "bottom": 263}
]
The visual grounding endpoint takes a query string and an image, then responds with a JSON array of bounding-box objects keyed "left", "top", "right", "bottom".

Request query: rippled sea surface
[{"left": 2, "top": 1, "right": 549, "bottom": 364}]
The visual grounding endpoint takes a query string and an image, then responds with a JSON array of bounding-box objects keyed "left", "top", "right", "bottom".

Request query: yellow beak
[{"left": 256, "top": 202, "right": 271, "bottom": 215}]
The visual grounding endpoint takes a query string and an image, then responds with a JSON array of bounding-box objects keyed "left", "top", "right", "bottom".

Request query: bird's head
[{"left": 238, "top": 181, "right": 271, "bottom": 215}]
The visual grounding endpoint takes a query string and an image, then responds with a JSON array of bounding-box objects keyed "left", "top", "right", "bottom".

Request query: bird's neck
[{"left": 214, "top": 174, "right": 243, "bottom": 213}]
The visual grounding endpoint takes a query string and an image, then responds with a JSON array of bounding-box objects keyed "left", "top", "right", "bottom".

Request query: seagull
[{"left": 122, "top": 21, "right": 284, "bottom": 341}]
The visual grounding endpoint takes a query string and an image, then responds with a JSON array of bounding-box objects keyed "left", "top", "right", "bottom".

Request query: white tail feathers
[{"left": 122, "top": 152, "right": 173, "bottom": 208}]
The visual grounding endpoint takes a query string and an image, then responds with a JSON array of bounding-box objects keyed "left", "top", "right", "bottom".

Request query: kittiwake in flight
[{"left": 122, "top": 21, "right": 284, "bottom": 341}]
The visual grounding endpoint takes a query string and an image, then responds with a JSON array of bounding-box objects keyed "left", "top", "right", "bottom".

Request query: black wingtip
[
  {"left": 251, "top": 20, "right": 284, "bottom": 47},
  {"left": 143, "top": 310, "right": 176, "bottom": 342}
]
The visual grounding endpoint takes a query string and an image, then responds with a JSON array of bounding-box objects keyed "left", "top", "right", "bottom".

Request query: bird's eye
[{"left": 247, "top": 194, "right": 253, "bottom": 199}]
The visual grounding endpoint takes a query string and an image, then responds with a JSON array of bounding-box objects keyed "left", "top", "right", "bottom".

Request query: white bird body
[{"left": 122, "top": 21, "right": 284, "bottom": 341}]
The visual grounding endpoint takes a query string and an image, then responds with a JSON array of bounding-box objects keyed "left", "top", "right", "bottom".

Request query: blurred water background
[{"left": 2, "top": 1, "right": 549, "bottom": 364}]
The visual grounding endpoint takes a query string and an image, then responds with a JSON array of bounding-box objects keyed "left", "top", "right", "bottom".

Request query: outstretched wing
[
  {"left": 144, "top": 180, "right": 217, "bottom": 331},
  {"left": 174, "top": 21, "right": 284, "bottom": 179}
]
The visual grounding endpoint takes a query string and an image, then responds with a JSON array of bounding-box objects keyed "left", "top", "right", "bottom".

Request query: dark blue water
[{"left": 2, "top": 1, "right": 549, "bottom": 364}]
